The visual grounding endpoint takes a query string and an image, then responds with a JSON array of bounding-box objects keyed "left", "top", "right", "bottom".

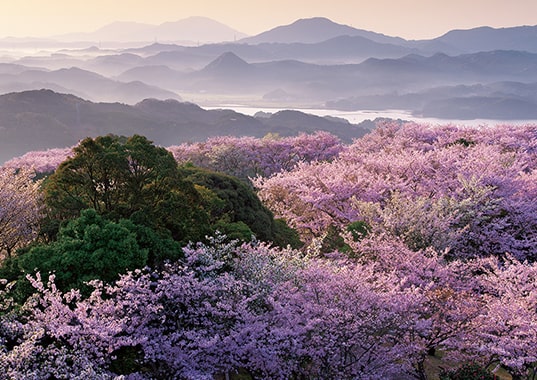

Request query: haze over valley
[
  {"left": 4, "top": 4, "right": 537, "bottom": 379},
  {"left": 2, "top": 15, "right": 537, "bottom": 162}
]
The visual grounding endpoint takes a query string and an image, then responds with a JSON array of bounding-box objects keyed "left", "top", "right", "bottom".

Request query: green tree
[
  {"left": 180, "top": 165, "right": 301, "bottom": 248},
  {"left": 1, "top": 209, "right": 184, "bottom": 301},
  {"left": 43, "top": 135, "right": 211, "bottom": 244},
  {"left": 439, "top": 363, "right": 496, "bottom": 380},
  {"left": 1, "top": 210, "right": 147, "bottom": 298}
]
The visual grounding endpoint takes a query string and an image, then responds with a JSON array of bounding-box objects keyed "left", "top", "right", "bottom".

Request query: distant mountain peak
[
  {"left": 292, "top": 17, "right": 334, "bottom": 24},
  {"left": 290, "top": 17, "right": 341, "bottom": 26},
  {"left": 3, "top": 88, "right": 86, "bottom": 106},
  {"left": 54, "top": 17, "right": 247, "bottom": 44},
  {"left": 239, "top": 17, "right": 405, "bottom": 45},
  {"left": 201, "top": 52, "right": 252, "bottom": 74},
  {"left": 432, "top": 24, "right": 537, "bottom": 53}
]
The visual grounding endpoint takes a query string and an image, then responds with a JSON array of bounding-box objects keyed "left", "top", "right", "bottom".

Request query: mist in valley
[
  {"left": 2, "top": 16, "right": 537, "bottom": 163},
  {"left": 3, "top": 8, "right": 537, "bottom": 379}
]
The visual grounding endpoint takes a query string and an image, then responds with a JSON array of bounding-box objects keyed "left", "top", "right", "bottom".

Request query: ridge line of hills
[
  {"left": 3, "top": 17, "right": 537, "bottom": 54},
  {"left": 4, "top": 48, "right": 537, "bottom": 114},
  {"left": 2, "top": 16, "right": 537, "bottom": 161},
  {"left": 0, "top": 89, "right": 374, "bottom": 164}
]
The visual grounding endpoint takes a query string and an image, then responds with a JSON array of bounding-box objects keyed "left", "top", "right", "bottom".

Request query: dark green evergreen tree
[
  {"left": 180, "top": 165, "right": 301, "bottom": 248},
  {"left": 43, "top": 135, "right": 211, "bottom": 244}
]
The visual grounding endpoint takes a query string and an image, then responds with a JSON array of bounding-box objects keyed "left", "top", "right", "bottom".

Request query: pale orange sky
[{"left": 1, "top": 0, "right": 537, "bottom": 40}]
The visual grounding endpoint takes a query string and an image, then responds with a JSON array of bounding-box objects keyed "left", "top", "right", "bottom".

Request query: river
[{"left": 203, "top": 105, "right": 537, "bottom": 127}]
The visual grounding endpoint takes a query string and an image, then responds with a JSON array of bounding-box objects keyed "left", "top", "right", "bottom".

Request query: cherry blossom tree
[
  {"left": 255, "top": 122, "right": 537, "bottom": 260},
  {"left": 0, "top": 167, "right": 44, "bottom": 259},
  {"left": 168, "top": 131, "right": 344, "bottom": 182},
  {"left": 2, "top": 230, "right": 536, "bottom": 379},
  {"left": 3, "top": 147, "right": 74, "bottom": 174},
  {"left": 0, "top": 236, "right": 418, "bottom": 379},
  {"left": 343, "top": 235, "right": 486, "bottom": 379},
  {"left": 2, "top": 123, "right": 537, "bottom": 380},
  {"left": 466, "top": 256, "right": 537, "bottom": 379}
]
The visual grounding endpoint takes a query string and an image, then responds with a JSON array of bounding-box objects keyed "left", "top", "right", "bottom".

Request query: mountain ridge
[
  {"left": 4, "top": 17, "right": 537, "bottom": 56},
  {"left": 0, "top": 89, "right": 372, "bottom": 164},
  {"left": 3, "top": 17, "right": 537, "bottom": 128},
  {"left": 431, "top": 24, "right": 537, "bottom": 53},
  {"left": 53, "top": 16, "right": 248, "bottom": 44},
  {"left": 239, "top": 17, "right": 406, "bottom": 45}
]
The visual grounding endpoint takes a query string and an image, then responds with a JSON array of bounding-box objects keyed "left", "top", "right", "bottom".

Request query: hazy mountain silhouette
[
  {"left": 116, "top": 65, "right": 187, "bottom": 89},
  {"left": 0, "top": 63, "right": 47, "bottom": 75},
  {"left": 134, "top": 36, "right": 417, "bottom": 72},
  {"left": 200, "top": 52, "right": 254, "bottom": 75},
  {"left": 431, "top": 25, "right": 537, "bottom": 54},
  {"left": 82, "top": 53, "right": 146, "bottom": 76},
  {"left": 112, "top": 20, "right": 537, "bottom": 65},
  {"left": 4, "top": 17, "right": 537, "bottom": 125},
  {"left": 10, "top": 45, "right": 537, "bottom": 111},
  {"left": 262, "top": 88, "right": 296, "bottom": 101},
  {"left": 258, "top": 35, "right": 418, "bottom": 62},
  {"left": 111, "top": 48, "right": 537, "bottom": 107},
  {"left": 0, "top": 66, "right": 180, "bottom": 104},
  {"left": 240, "top": 17, "right": 405, "bottom": 45},
  {"left": 0, "top": 89, "right": 372, "bottom": 164},
  {"left": 421, "top": 96, "right": 537, "bottom": 119},
  {"left": 357, "top": 50, "right": 537, "bottom": 86},
  {"left": 240, "top": 17, "right": 537, "bottom": 56},
  {"left": 5, "top": 17, "right": 537, "bottom": 57},
  {"left": 326, "top": 80, "right": 537, "bottom": 119},
  {"left": 54, "top": 17, "right": 248, "bottom": 44},
  {"left": 170, "top": 49, "right": 537, "bottom": 97}
]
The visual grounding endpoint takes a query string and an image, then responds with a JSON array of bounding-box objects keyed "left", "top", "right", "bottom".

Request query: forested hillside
[
  {"left": 0, "top": 89, "right": 372, "bottom": 164},
  {"left": 1, "top": 124, "right": 537, "bottom": 379}
]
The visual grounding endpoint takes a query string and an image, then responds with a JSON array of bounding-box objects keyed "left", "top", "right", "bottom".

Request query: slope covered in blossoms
[
  {"left": 256, "top": 122, "right": 537, "bottom": 261},
  {"left": 1, "top": 124, "right": 537, "bottom": 379}
]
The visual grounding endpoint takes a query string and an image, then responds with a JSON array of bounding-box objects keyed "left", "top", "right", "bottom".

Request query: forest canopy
[{"left": 1, "top": 125, "right": 537, "bottom": 379}]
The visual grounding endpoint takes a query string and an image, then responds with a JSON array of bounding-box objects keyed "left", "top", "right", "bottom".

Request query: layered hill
[
  {"left": 240, "top": 17, "right": 407, "bottom": 45},
  {"left": 0, "top": 66, "right": 180, "bottom": 104},
  {"left": 53, "top": 17, "right": 248, "bottom": 44},
  {"left": 3, "top": 17, "right": 537, "bottom": 122},
  {"left": 116, "top": 49, "right": 537, "bottom": 113},
  {"left": 0, "top": 89, "right": 372, "bottom": 164}
]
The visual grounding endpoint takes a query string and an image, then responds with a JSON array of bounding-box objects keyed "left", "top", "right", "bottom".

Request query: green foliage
[
  {"left": 44, "top": 135, "right": 128, "bottom": 220},
  {"left": 125, "top": 216, "right": 182, "bottom": 268},
  {"left": 40, "top": 134, "right": 301, "bottom": 249},
  {"left": 320, "top": 224, "right": 347, "bottom": 253},
  {"left": 0, "top": 209, "right": 183, "bottom": 300},
  {"left": 317, "top": 222, "right": 372, "bottom": 253},
  {"left": 15, "top": 210, "right": 147, "bottom": 295},
  {"left": 179, "top": 165, "right": 300, "bottom": 248},
  {"left": 43, "top": 134, "right": 211, "bottom": 244},
  {"left": 180, "top": 166, "right": 273, "bottom": 239},
  {"left": 213, "top": 220, "right": 254, "bottom": 242},
  {"left": 347, "top": 220, "right": 372, "bottom": 241},
  {"left": 1, "top": 134, "right": 303, "bottom": 303},
  {"left": 272, "top": 219, "right": 303, "bottom": 249},
  {"left": 448, "top": 138, "right": 477, "bottom": 148},
  {"left": 109, "top": 345, "right": 145, "bottom": 376},
  {"left": 439, "top": 363, "right": 496, "bottom": 380}
]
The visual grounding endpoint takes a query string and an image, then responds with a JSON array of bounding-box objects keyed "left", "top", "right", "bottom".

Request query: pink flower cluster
[
  {"left": 2, "top": 123, "right": 537, "bottom": 378},
  {"left": 1, "top": 235, "right": 536, "bottom": 378},
  {"left": 168, "top": 131, "right": 343, "bottom": 181},
  {"left": 0, "top": 166, "right": 44, "bottom": 258},
  {"left": 256, "top": 122, "right": 537, "bottom": 260},
  {"left": 3, "top": 147, "right": 74, "bottom": 174}
]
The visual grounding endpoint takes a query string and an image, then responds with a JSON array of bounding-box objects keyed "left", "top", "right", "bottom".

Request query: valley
[
  {"left": 1, "top": 9, "right": 537, "bottom": 379},
  {"left": 2, "top": 17, "right": 537, "bottom": 164}
]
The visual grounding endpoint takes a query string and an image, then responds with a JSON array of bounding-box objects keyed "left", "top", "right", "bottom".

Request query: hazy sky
[{"left": 1, "top": 0, "right": 537, "bottom": 40}]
